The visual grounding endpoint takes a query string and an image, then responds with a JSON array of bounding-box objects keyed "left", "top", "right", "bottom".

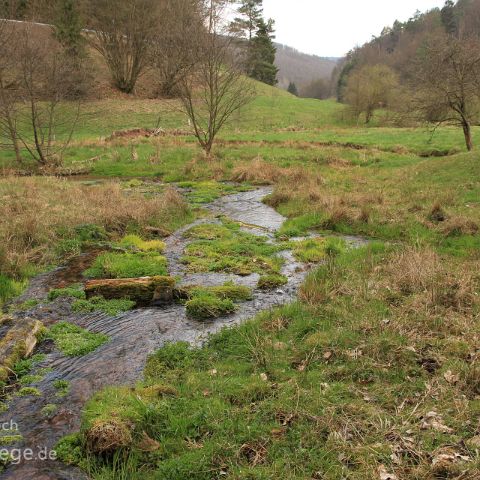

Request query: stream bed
[{"left": 0, "top": 188, "right": 313, "bottom": 479}]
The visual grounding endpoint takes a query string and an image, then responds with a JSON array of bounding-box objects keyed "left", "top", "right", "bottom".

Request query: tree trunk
[{"left": 462, "top": 121, "right": 473, "bottom": 151}]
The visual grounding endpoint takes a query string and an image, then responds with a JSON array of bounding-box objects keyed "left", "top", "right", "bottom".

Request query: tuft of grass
[
  {"left": 45, "top": 322, "right": 109, "bottom": 357},
  {"left": 72, "top": 296, "right": 135, "bottom": 316},
  {"left": 257, "top": 273, "right": 288, "bottom": 290},
  {"left": 188, "top": 283, "right": 253, "bottom": 302},
  {"left": 85, "top": 251, "right": 168, "bottom": 279},
  {"left": 292, "top": 237, "right": 346, "bottom": 263}
]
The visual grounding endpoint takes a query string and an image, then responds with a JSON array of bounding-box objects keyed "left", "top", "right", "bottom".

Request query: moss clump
[
  {"left": 41, "top": 404, "right": 58, "bottom": 418},
  {"left": 45, "top": 322, "right": 109, "bottom": 357},
  {"left": 185, "top": 294, "right": 236, "bottom": 320},
  {"left": 189, "top": 283, "right": 253, "bottom": 302},
  {"left": 72, "top": 296, "right": 135, "bottom": 316},
  {"left": 292, "top": 237, "right": 346, "bottom": 263},
  {"left": 53, "top": 379, "right": 70, "bottom": 397},
  {"left": 48, "top": 286, "right": 86, "bottom": 301},
  {"left": 0, "top": 435, "right": 23, "bottom": 446},
  {"left": 85, "top": 252, "right": 168, "bottom": 279},
  {"left": 182, "top": 220, "right": 284, "bottom": 276},
  {"left": 55, "top": 433, "right": 84, "bottom": 466},
  {"left": 118, "top": 234, "right": 165, "bottom": 253},
  {"left": 9, "top": 299, "right": 39, "bottom": 313},
  {"left": 17, "top": 387, "right": 41, "bottom": 397},
  {"left": 257, "top": 274, "right": 288, "bottom": 290}
]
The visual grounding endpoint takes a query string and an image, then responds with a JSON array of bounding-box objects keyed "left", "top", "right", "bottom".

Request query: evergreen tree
[
  {"left": 230, "top": 0, "right": 263, "bottom": 40},
  {"left": 248, "top": 18, "right": 278, "bottom": 85},
  {"left": 53, "top": 0, "right": 85, "bottom": 58},
  {"left": 441, "top": 0, "right": 458, "bottom": 36},
  {"left": 287, "top": 81, "right": 298, "bottom": 96}
]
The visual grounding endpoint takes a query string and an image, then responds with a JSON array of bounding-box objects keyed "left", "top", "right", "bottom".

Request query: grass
[
  {"left": 72, "top": 297, "right": 136, "bottom": 316},
  {"left": 2, "top": 80, "right": 480, "bottom": 478},
  {"left": 182, "top": 219, "right": 286, "bottom": 276},
  {"left": 44, "top": 322, "right": 109, "bottom": 357},
  {"left": 48, "top": 286, "right": 86, "bottom": 301},
  {"left": 292, "top": 237, "right": 346, "bottom": 263},
  {"left": 63, "top": 244, "right": 480, "bottom": 478},
  {"left": 0, "top": 178, "right": 191, "bottom": 307},
  {"left": 84, "top": 252, "right": 168, "bottom": 279}
]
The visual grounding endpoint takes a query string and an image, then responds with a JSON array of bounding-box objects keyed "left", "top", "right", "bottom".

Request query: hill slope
[{"left": 275, "top": 43, "right": 338, "bottom": 90}]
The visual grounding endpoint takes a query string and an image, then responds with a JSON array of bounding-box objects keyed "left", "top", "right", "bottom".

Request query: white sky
[{"left": 259, "top": 0, "right": 448, "bottom": 57}]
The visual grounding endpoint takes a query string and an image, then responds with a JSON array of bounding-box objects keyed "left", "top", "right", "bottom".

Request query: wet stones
[
  {"left": 84, "top": 276, "right": 176, "bottom": 307},
  {"left": 0, "top": 316, "right": 44, "bottom": 382}
]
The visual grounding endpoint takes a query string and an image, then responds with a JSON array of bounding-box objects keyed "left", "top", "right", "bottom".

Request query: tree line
[
  {"left": 0, "top": 0, "right": 278, "bottom": 168},
  {"left": 336, "top": 0, "right": 480, "bottom": 151}
]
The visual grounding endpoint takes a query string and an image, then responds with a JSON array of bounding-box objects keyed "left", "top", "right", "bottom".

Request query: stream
[{"left": 0, "top": 187, "right": 315, "bottom": 479}]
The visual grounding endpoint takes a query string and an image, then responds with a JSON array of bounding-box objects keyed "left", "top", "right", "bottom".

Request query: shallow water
[{"left": 0, "top": 188, "right": 310, "bottom": 479}]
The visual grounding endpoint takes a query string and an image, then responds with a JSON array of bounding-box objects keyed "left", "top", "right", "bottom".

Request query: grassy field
[{"left": 1, "top": 83, "right": 480, "bottom": 479}]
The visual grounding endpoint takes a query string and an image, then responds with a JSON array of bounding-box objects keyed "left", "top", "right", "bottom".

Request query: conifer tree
[
  {"left": 249, "top": 18, "right": 278, "bottom": 85},
  {"left": 287, "top": 81, "right": 298, "bottom": 96}
]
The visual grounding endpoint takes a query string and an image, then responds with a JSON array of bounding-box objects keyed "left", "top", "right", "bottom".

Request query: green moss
[
  {"left": 48, "top": 286, "right": 86, "bottom": 301},
  {"left": 118, "top": 234, "right": 165, "bottom": 253},
  {"left": 45, "top": 322, "right": 109, "bottom": 357},
  {"left": 72, "top": 296, "right": 135, "bottom": 316},
  {"left": 41, "top": 404, "right": 58, "bottom": 418},
  {"left": 178, "top": 181, "right": 252, "bottom": 205},
  {"left": 182, "top": 220, "right": 284, "bottom": 276},
  {"left": 188, "top": 283, "right": 253, "bottom": 302},
  {"left": 18, "top": 374, "right": 43, "bottom": 386},
  {"left": 53, "top": 379, "right": 70, "bottom": 397},
  {"left": 85, "top": 252, "right": 168, "bottom": 279},
  {"left": 17, "top": 387, "right": 41, "bottom": 397},
  {"left": 13, "top": 354, "right": 46, "bottom": 378},
  {"left": 55, "top": 433, "right": 84, "bottom": 466},
  {"left": 185, "top": 293, "right": 236, "bottom": 320},
  {"left": 257, "top": 273, "right": 288, "bottom": 290},
  {"left": 0, "top": 435, "right": 23, "bottom": 446}
]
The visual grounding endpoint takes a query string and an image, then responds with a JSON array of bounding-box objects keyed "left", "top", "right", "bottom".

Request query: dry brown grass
[
  {"left": 0, "top": 177, "right": 188, "bottom": 277},
  {"left": 86, "top": 419, "right": 133, "bottom": 454},
  {"left": 381, "top": 247, "right": 478, "bottom": 314}
]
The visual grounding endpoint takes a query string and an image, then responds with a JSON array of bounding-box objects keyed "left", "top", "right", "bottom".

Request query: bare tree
[
  {"left": 0, "top": 19, "right": 23, "bottom": 165},
  {"left": 152, "top": 0, "right": 204, "bottom": 98},
  {"left": 0, "top": 23, "right": 83, "bottom": 168},
  {"left": 344, "top": 64, "right": 400, "bottom": 124},
  {"left": 177, "top": 0, "right": 255, "bottom": 155},
  {"left": 409, "top": 35, "right": 480, "bottom": 151},
  {"left": 87, "top": 0, "right": 159, "bottom": 94}
]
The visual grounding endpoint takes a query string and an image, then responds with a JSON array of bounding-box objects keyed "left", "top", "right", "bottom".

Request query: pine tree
[
  {"left": 287, "top": 82, "right": 298, "bottom": 96},
  {"left": 230, "top": 0, "right": 263, "bottom": 40},
  {"left": 441, "top": 0, "right": 458, "bottom": 36},
  {"left": 249, "top": 19, "right": 278, "bottom": 85},
  {"left": 53, "top": 0, "right": 85, "bottom": 58}
]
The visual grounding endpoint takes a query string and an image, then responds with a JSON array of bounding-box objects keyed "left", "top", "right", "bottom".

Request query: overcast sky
[{"left": 259, "top": 0, "right": 447, "bottom": 57}]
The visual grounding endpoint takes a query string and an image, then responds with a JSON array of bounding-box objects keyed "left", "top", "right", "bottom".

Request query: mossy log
[
  {"left": 85, "top": 276, "right": 176, "bottom": 306},
  {"left": 0, "top": 317, "right": 44, "bottom": 382}
]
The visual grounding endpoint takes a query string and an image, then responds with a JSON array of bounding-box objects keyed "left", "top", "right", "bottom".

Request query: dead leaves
[
  {"left": 378, "top": 465, "right": 398, "bottom": 480},
  {"left": 420, "top": 411, "right": 454, "bottom": 434}
]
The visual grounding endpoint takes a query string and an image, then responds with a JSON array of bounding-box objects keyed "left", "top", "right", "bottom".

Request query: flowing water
[{"left": 0, "top": 188, "right": 313, "bottom": 479}]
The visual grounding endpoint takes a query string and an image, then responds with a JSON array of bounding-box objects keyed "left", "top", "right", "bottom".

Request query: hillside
[{"left": 275, "top": 43, "right": 338, "bottom": 90}]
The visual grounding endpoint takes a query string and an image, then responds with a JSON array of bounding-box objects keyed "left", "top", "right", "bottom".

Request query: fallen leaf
[
  {"left": 323, "top": 351, "right": 333, "bottom": 360},
  {"left": 443, "top": 370, "right": 459, "bottom": 385},
  {"left": 260, "top": 373, "right": 268, "bottom": 381},
  {"left": 378, "top": 465, "right": 398, "bottom": 480}
]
